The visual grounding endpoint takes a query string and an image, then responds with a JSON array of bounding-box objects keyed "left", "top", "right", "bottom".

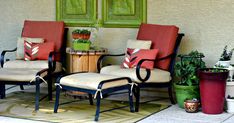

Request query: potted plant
[
  {"left": 174, "top": 51, "right": 206, "bottom": 108},
  {"left": 81, "top": 29, "right": 91, "bottom": 40},
  {"left": 73, "top": 39, "right": 91, "bottom": 51},
  {"left": 72, "top": 29, "right": 82, "bottom": 39},
  {"left": 72, "top": 29, "right": 91, "bottom": 40},
  {"left": 216, "top": 45, "right": 234, "bottom": 67},
  {"left": 226, "top": 95, "right": 234, "bottom": 113},
  {"left": 198, "top": 68, "right": 229, "bottom": 114}
]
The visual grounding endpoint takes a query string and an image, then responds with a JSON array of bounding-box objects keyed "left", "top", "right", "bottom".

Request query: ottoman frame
[{"left": 54, "top": 72, "right": 136, "bottom": 121}]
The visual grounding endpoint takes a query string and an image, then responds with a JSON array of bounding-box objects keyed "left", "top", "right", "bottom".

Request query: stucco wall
[
  {"left": 0, "top": 0, "right": 56, "bottom": 59},
  {"left": 0, "top": 0, "right": 234, "bottom": 67}
]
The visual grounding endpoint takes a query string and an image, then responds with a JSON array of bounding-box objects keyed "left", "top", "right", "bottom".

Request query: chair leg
[
  {"left": 48, "top": 75, "right": 53, "bottom": 101},
  {"left": 20, "top": 85, "right": 24, "bottom": 90},
  {"left": 54, "top": 85, "right": 61, "bottom": 113},
  {"left": 168, "top": 86, "right": 175, "bottom": 104},
  {"left": 0, "top": 83, "right": 5, "bottom": 99},
  {"left": 128, "top": 86, "right": 134, "bottom": 112},
  {"left": 88, "top": 94, "right": 93, "bottom": 105},
  {"left": 35, "top": 78, "right": 40, "bottom": 111},
  {"left": 94, "top": 92, "right": 101, "bottom": 121},
  {"left": 133, "top": 85, "right": 140, "bottom": 112}
]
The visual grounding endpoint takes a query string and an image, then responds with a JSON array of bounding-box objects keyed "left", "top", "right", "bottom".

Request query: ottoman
[{"left": 54, "top": 72, "right": 136, "bottom": 121}]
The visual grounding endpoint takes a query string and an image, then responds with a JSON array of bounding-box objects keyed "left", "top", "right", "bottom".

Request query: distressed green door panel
[
  {"left": 56, "top": 0, "right": 97, "bottom": 26},
  {"left": 112, "top": 0, "right": 135, "bottom": 15},
  {"left": 102, "top": 0, "right": 147, "bottom": 28},
  {"left": 65, "top": 0, "right": 86, "bottom": 15}
]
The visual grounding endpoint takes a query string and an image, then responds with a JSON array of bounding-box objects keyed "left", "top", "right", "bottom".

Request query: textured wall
[
  {"left": 147, "top": 0, "right": 234, "bottom": 66},
  {"left": 0, "top": 0, "right": 234, "bottom": 66},
  {"left": 0, "top": 0, "right": 55, "bottom": 59}
]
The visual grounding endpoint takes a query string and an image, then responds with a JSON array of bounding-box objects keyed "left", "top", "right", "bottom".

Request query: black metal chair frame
[
  {"left": 97, "top": 33, "right": 184, "bottom": 111},
  {"left": 0, "top": 28, "right": 68, "bottom": 111},
  {"left": 54, "top": 72, "right": 135, "bottom": 121}
]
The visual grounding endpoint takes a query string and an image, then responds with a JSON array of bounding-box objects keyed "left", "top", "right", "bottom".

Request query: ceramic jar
[{"left": 184, "top": 99, "right": 200, "bottom": 113}]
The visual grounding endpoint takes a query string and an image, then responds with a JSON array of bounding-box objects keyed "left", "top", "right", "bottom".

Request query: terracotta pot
[
  {"left": 72, "top": 34, "right": 83, "bottom": 39},
  {"left": 83, "top": 34, "right": 91, "bottom": 40},
  {"left": 184, "top": 99, "right": 200, "bottom": 113}
]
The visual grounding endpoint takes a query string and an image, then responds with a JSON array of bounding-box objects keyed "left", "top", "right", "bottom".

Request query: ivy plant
[{"left": 174, "top": 50, "right": 206, "bottom": 86}]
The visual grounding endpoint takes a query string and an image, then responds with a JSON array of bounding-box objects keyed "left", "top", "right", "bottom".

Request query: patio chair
[
  {"left": 97, "top": 23, "right": 184, "bottom": 111},
  {"left": 0, "top": 20, "right": 66, "bottom": 111}
]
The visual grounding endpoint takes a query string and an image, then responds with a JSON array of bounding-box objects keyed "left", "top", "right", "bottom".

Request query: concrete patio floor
[{"left": 1, "top": 85, "right": 234, "bottom": 123}]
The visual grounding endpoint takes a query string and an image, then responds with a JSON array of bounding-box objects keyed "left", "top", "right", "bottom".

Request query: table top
[{"left": 66, "top": 47, "right": 108, "bottom": 55}]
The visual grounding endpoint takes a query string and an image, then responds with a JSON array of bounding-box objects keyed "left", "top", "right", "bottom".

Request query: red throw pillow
[
  {"left": 122, "top": 48, "right": 159, "bottom": 69},
  {"left": 24, "top": 41, "right": 54, "bottom": 60}
]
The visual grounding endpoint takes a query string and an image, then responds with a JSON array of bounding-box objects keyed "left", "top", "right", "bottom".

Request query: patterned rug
[{"left": 0, "top": 91, "right": 169, "bottom": 123}]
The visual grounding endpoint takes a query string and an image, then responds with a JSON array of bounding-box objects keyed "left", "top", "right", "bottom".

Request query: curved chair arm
[
  {"left": 136, "top": 53, "right": 176, "bottom": 82},
  {"left": 0, "top": 48, "right": 17, "bottom": 67},
  {"left": 48, "top": 51, "right": 60, "bottom": 72},
  {"left": 136, "top": 59, "right": 154, "bottom": 82},
  {"left": 97, "top": 53, "right": 125, "bottom": 73}
]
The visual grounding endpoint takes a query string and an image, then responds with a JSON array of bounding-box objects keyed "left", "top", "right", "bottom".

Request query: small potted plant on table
[
  {"left": 174, "top": 51, "right": 206, "bottom": 108},
  {"left": 73, "top": 39, "right": 91, "bottom": 51},
  {"left": 81, "top": 29, "right": 91, "bottom": 40},
  {"left": 72, "top": 29, "right": 91, "bottom": 40},
  {"left": 72, "top": 29, "right": 82, "bottom": 39}
]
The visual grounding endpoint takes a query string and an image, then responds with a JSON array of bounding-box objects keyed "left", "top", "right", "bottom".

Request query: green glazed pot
[
  {"left": 73, "top": 42, "right": 90, "bottom": 51},
  {"left": 174, "top": 84, "right": 200, "bottom": 108}
]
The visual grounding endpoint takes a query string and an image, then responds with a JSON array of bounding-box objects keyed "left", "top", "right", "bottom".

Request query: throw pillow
[
  {"left": 24, "top": 41, "right": 54, "bottom": 61},
  {"left": 16, "top": 37, "right": 44, "bottom": 59},
  {"left": 126, "top": 39, "right": 152, "bottom": 49},
  {"left": 122, "top": 48, "right": 159, "bottom": 69}
]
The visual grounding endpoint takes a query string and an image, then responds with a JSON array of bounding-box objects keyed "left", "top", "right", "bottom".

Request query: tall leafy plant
[
  {"left": 219, "top": 45, "right": 234, "bottom": 61},
  {"left": 175, "top": 51, "right": 206, "bottom": 86}
]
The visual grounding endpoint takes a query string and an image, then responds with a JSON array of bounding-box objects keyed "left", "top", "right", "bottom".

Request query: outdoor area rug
[{"left": 0, "top": 91, "right": 169, "bottom": 123}]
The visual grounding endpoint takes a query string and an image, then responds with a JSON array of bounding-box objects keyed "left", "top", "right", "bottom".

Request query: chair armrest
[
  {"left": 136, "top": 59, "right": 154, "bottom": 82},
  {"left": 0, "top": 48, "right": 17, "bottom": 67},
  {"left": 97, "top": 53, "right": 125, "bottom": 73},
  {"left": 48, "top": 51, "right": 60, "bottom": 72}
]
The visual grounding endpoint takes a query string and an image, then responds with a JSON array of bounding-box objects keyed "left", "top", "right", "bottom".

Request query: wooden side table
[{"left": 66, "top": 47, "right": 107, "bottom": 73}]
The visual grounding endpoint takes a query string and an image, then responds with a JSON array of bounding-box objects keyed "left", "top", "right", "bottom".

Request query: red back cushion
[
  {"left": 22, "top": 20, "right": 65, "bottom": 61},
  {"left": 122, "top": 48, "right": 159, "bottom": 70},
  {"left": 137, "top": 23, "right": 179, "bottom": 70},
  {"left": 24, "top": 41, "right": 54, "bottom": 61}
]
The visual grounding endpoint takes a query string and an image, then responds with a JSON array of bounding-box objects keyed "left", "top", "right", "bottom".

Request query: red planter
[{"left": 199, "top": 68, "right": 229, "bottom": 114}]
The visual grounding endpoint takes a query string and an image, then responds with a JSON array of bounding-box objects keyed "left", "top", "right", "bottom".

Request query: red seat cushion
[
  {"left": 22, "top": 20, "right": 65, "bottom": 61},
  {"left": 137, "top": 23, "right": 179, "bottom": 70},
  {"left": 24, "top": 41, "right": 54, "bottom": 61},
  {"left": 122, "top": 48, "right": 159, "bottom": 70}
]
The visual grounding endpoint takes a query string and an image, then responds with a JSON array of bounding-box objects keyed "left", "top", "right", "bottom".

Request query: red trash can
[{"left": 199, "top": 68, "right": 229, "bottom": 114}]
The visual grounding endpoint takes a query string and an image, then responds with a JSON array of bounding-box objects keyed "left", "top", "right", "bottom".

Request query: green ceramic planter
[
  {"left": 174, "top": 84, "right": 200, "bottom": 108},
  {"left": 73, "top": 42, "right": 90, "bottom": 51}
]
